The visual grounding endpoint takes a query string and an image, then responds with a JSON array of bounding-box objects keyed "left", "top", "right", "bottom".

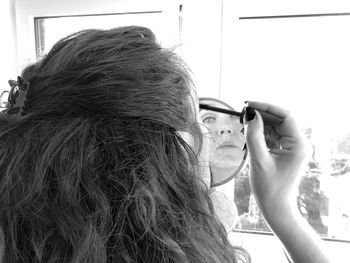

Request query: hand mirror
[{"left": 199, "top": 97, "right": 248, "bottom": 187}]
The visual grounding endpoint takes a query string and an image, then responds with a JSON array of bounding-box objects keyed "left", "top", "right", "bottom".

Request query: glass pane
[
  {"left": 34, "top": 12, "right": 179, "bottom": 60},
  {"left": 220, "top": 15, "right": 350, "bottom": 240}
]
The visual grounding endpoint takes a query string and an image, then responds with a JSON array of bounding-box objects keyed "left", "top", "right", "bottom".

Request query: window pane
[
  {"left": 221, "top": 15, "right": 350, "bottom": 240},
  {"left": 34, "top": 12, "right": 179, "bottom": 60}
]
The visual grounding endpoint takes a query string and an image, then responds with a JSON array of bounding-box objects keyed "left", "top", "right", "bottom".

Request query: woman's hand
[
  {"left": 243, "top": 101, "right": 332, "bottom": 263},
  {"left": 243, "top": 101, "right": 307, "bottom": 217}
]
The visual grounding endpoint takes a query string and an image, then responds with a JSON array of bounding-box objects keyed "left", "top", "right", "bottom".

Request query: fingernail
[
  {"left": 242, "top": 143, "right": 247, "bottom": 152},
  {"left": 245, "top": 107, "right": 256, "bottom": 122}
]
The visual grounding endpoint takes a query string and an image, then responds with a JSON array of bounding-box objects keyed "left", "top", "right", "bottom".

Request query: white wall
[{"left": 180, "top": 0, "right": 222, "bottom": 98}]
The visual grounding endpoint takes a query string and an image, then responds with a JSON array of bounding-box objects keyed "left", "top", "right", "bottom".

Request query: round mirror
[{"left": 199, "top": 97, "right": 248, "bottom": 187}]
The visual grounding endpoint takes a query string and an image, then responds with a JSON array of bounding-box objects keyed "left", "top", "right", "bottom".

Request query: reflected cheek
[{"left": 238, "top": 133, "right": 246, "bottom": 145}]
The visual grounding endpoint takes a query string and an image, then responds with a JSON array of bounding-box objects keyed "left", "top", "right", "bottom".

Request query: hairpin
[{"left": 1, "top": 76, "right": 30, "bottom": 118}]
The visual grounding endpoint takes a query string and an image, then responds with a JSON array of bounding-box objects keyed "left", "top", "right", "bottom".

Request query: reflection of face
[{"left": 199, "top": 100, "right": 245, "bottom": 183}]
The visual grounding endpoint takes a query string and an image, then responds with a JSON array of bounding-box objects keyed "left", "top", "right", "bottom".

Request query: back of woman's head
[{"left": 0, "top": 26, "right": 249, "bottom": 262}]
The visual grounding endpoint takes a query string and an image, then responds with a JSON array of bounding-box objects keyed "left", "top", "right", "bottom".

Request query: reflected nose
[
  {"left": 216, "top": 120, "right": 242, "bottom": 136},
  {"left": 219, "top": 128, "right": 232, "bottom": 135},
  {"left": 213, "top": 117, "right": 242, "bottom": 137}
]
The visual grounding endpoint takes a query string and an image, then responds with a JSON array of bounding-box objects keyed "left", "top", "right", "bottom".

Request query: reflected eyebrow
[{"left": 199, "top": 104, "right": 242, "bottom": 117}]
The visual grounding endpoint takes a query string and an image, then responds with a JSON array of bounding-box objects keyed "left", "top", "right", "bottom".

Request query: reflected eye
[{"left": 202, "top": 116, "right": 216, "bottom": 124}]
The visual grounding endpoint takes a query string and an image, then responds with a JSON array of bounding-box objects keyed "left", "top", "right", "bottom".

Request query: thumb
[{"left": 244, "top": 107, "right": 269, "bottom": 162}]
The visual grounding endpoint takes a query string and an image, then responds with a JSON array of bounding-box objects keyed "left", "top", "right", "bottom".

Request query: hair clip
[{"left": 2, "top": 76, "right": 30, "bottom": 118}]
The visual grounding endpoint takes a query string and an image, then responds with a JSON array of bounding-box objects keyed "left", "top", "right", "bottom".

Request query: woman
[{"left": 0, "top": 26, "right": 330, "bottom": 263}]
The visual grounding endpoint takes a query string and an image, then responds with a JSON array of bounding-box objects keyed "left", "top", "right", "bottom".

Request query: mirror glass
[{"left": 199, "top": 97, "right": 248, "bottom": 187}]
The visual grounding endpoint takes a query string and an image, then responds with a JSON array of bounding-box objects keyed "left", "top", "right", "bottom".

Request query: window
[
  {"left": 220, "top": 13, "right": 350, "bottom": 243},
  {"left": 34, "top": 11, "right": 180, "bottom": 61}
]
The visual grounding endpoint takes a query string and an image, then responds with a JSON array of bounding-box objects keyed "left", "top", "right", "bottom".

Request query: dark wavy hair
[{"left": 0, "top": 26, "right": 249, "bottom": 263}]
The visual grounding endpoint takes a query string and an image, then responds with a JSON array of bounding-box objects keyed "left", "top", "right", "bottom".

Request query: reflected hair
[{"left": 0, "top": 26, "right": 249, "bottom": 262}]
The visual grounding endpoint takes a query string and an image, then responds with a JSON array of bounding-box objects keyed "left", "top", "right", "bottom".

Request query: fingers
[
  {"left": 246, "top": 101, "right": 290, "bottom": 118},
  {"left": 246, "top": 101, "right": 304, "bottom": 145},
  {"left": 245, "top": 101, "right": 308, "bottom": 168},
  {"left": 243, "top": 108, "right": 270, "bottom": 162}
]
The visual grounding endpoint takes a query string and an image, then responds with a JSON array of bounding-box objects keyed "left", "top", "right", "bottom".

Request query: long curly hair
[{"left": 0, "top": 26, "right": 249, "bottom": 263}]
